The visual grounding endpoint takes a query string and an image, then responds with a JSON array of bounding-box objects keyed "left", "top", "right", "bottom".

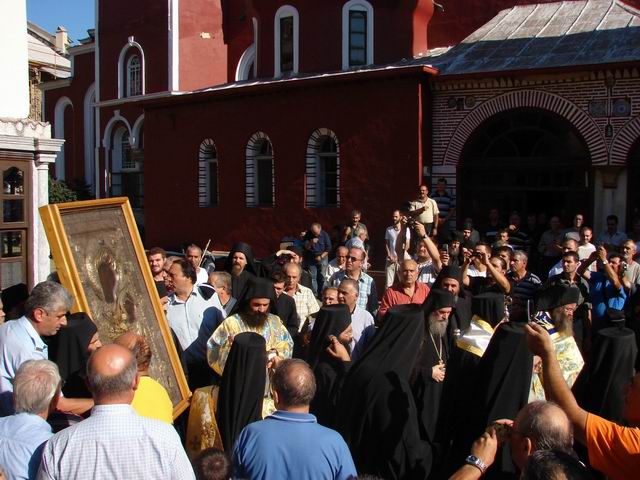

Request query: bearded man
[
  {"left": 224, "top": 243, "right": 262, "bottom": 305},
  {"left": 410, "top": 289, "right": 456, "bottom": 468},
  {"left": 207, "top": 278, "right": 293, "bottom": 376},
  {"left": 529, "top": 284, "right": 584, "bottom": 401}
]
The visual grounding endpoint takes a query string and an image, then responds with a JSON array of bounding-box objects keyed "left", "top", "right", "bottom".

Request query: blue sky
[{"left": 27, "top": 0, "right": 94, "bottom": 44}]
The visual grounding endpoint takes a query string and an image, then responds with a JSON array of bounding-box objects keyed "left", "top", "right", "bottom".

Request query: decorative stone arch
[
  {"left": 442, "top": 90, "right": 608, "bottom": 167},
  {"left": 53, "top": 96, "right": 73, "bottom": 180},
  {"left": 117, "top": 36, "right": 146, "bottom": 98},
  {"left": 245, "top": 131, "right": 275, "bottom": 207},
  {"left": 610, "top": 116, "right": 640, "bottom": 165},
  {"left": 305, "top": 128, "right": 340, "bottom": 208},
  {"left": 198, "top": 139, "right": 219, "bottom": 207},
  {"left": 102, "top": 111, "right": 132, "bottom": 150},
  {"left": 131, "top": 114, "right": 144, "bottom": 148}
]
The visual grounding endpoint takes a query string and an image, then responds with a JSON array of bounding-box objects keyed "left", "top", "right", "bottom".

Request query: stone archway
[{"left": 442, "top": 89, "right": 607, "bottom": 167}]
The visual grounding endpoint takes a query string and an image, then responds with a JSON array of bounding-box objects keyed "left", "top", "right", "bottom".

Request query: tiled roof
[{"left": 423, "top": 0, "right": 640, "bottom": 75}]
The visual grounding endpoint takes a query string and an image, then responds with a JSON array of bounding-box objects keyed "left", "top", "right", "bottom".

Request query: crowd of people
[{"left": 1, "top": 179, "right": 640, "bottom": 479}]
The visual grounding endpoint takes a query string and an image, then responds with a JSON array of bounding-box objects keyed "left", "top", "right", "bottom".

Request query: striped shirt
[
  {"left": 431, "top": 190, "right": 454, "bottom": 219},
  {"left": 289, "top": 284, "right": 320, "bottom": 326},
  {"left": 508, "top": 271, "right": 542, "bottom": 306},
  {"left": 330, "top": 270, "right": 375, "bottom": 310}
]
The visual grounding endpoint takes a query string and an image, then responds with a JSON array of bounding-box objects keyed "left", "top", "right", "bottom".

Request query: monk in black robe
[{"left": 224, "top": 242, "right": 263, "bottom": 305}]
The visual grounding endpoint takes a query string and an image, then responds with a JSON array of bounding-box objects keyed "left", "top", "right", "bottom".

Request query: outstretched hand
[{"left": 525, "top": 322, "right": 554, "bottom": 358}]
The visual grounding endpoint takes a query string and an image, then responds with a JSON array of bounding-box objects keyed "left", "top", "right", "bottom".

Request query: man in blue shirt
[
  {"left": 233, "top": 359, "right": 357, "bottom": 480},
  {"left": 0, "top": 359, "right": 60, "bottom": 479},
  {"left": 303, "top": 222, "right": 332, "bottom": 296},
  {"left": 0, "top": 281, "right": 73, "bottom": 416}
]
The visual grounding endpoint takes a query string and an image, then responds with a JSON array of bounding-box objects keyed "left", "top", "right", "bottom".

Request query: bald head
[
  {"left": 511, "top": 401, "right": 573, "bottom": 469},
  {"left": 271, "top": 359, "right": 316, "bottom": 410},
  {"left": 87, "top": 344, "right": 138, "bottom": 403}
]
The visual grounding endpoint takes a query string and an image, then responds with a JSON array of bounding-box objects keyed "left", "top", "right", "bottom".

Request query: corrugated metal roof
[{"left": 424, "top": 0, "right": 640, "bottom": 75}]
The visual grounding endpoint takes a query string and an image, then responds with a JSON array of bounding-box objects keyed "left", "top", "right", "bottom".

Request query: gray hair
[
  {"left": 516, "top": 401, "right": 573, "bottom": 452},
  {"left": 209, "top": 271, "right": 232, "bottom": 292},
  {"left": 25, "top": 281, "right": 73, "bottom": 316},
  {"left": 86, "top": 351, "right": 138, "bottom": 397},
  {"left": 349, "top": 246, "right": 366, "bottom": 261},
  {"left": 283, "top": 262, "right": 302, "bottom": 276},
  {"left": 272, "top": 359, "right": 316, "bottom": 408},
  {"left": 339, "top": 278, "right": 359, "bottom": 294},
  {"left": 513, "top": 250, "right": 528, "bottom": 263},
  {"left": 13, "top": 360, "right": 61, "bottom": 414},
  {"left": 354, "top": 224, "right": 368, "bottom": 237}
]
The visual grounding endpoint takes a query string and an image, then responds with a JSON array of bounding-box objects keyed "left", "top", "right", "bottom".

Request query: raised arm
[{"left": 525, "top": 322, "right": 588, "bottom": 444}]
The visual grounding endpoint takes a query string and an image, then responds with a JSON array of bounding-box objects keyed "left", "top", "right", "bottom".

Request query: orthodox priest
[{"left": 224, "top": 242, "right": 263, "bottom": 304}]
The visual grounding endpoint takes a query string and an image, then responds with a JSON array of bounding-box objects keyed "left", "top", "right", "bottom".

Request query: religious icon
[{"left": 40, "top": 198, "right": 190, "bottom": 418}]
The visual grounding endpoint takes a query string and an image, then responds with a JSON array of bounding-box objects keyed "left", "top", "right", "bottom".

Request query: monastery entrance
[{"left": 459, "top": 108, "right": 592, "bottom": 226}]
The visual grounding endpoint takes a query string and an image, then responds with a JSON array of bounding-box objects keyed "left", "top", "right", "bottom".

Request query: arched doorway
[{"left": 459, "top": 109, "right": 592, "bottom": 227}]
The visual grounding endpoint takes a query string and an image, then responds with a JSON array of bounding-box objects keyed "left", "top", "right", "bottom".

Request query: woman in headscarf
[
  {"left": 187, "top": 332, "right": 269, "bottom": 457},
  {"left": 336, "top": 304, "right": 430, "bottom": 479},
  {"left": 45, "top": 312, "right": 102, "bottom": 399},
  {"left": 307, "top": 304, "right": 353, "bottom": 428}
]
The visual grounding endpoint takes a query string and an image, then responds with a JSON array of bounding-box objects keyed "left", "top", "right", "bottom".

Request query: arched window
[
  {"left": 117, "top": 38, "right": 146, "bottom": 98},
  {"left": 274, "top": 5, "right": 299, "bottom": 77},
  {"left": 198, "top": 139, "right": 219, "bottom": 207},
  {"left": 127, "top": 55, "right": 142, "bottom": 97},
  {"left": 246, "top": 133, "right": 275, "bottom": 207},
  {"left": 306, "top": 129, "right": 340, "bottom": 207},
  {"left": 342, "top": 0, "right": 374, "bottom": 70}
]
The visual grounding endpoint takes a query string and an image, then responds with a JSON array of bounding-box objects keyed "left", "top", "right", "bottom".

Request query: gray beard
[
  {"left": 552, "top": 309, "right": 573, "bottom": 336},
  {"left": 428, "top": 317, "right": 448, "bottom": 337}
]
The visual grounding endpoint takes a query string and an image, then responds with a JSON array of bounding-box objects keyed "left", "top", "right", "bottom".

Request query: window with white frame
[
  {"left": 246, "top": 133, "right": 275, "bottom": 207},
  {"left": 198, "top": 139, "right": 219, "bottom": 207},
  {"left": 274, "top": 5, "right": 299, "bottom": 77},
  {"left": 306, "top": 129, "right": 340, "bottom": 208},
  {"left": 342, "top": 0, "right": 374, "bottom": 70},
  {"left": 127, "top": 55, "right": 142, "bottom": 97},
  {"left": 120, "top": 130, "right": 135, "bottom": 169}
]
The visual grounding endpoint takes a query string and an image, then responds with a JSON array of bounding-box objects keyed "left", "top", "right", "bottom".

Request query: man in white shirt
[
  {"left": 37, "top": 344, "right": 195, "bottom": 480},
  {"left": 337, "top": 278, "right": 374, "bottom": 350},
  {"left": 548, "top": 238, "right": 579, "bottom": 278},
  {"left": 325, "top": 246, "right": 348, "bottom": 284},
  {"left": 284, "top": 263, "right": 319, "bottom": 327},
  {"left": 409, "top": 184, "right": 440, "bottom": 237},
  {"left": 385, "top": 210, "right": 411, "bottom": 288},
  {"left": 166, "top": 259, "right": 223, "bottom": 389},
  {"left": 185, "top": 244, "right": 210, "bottom": 285}
]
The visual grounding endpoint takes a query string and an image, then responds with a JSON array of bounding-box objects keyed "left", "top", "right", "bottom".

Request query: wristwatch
[{"left": 465, "top": 455, "right": 487, "bottom": 474}]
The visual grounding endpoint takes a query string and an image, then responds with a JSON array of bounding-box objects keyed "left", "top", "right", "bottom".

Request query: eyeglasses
[{"left": 347, "top": 256, "right": 361, "bottom": 262}]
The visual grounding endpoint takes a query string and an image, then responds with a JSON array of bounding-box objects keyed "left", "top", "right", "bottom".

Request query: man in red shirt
[{"left": 378, "top": 259, "right": 430, "bottom": 318}]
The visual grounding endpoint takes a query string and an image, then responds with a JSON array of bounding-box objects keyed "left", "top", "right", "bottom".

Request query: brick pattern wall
[{"left": 430, "top": 68, "right": 640, "bottom": 212}]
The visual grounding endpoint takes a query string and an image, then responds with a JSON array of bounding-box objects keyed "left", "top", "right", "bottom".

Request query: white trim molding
[
  {"left": 102, "top": 110, "right": 132, "bottom": 149},
  {"left": 53, "top": 96, "right": 73, "bottom": 180},
  {"left": 342, "top": 0, "right": 374, "bottom": 70},
  {"left": 83, "top": 84, "right": 96, "bottom": 186},
  {"left": 168, "top": 0, "right": 180, "bottom": 91},
  {"left": 245, "top": 131, "right": 275, "bottom": 207},
  {"left": 305, "top": 128, "right": 340, "bottom": 208},
  {"left": 236, "top": 44, "right": 256, "bottom": 81},
  {"left": 274, "top": 5, "right": 299, "bottom": 78},
  {"left": 117, "top": 37, "right": 146, "bottom": 98},
  {"left": 131, "top": 113, "right": 145, "bottom": 148}
]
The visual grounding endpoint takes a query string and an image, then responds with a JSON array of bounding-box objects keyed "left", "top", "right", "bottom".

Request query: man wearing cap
[
  {"left": 207, "top": 278, "right": 293, "bottom": 376},
  {"left": 529, "top": 284, "right": 584, "bottom": 401}
]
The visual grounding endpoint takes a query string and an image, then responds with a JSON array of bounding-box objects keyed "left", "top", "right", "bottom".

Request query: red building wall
[
  {"left": 44, "top": 50, "right": 96, "bottom": 183},
  {"left": 143, "top": 72, "right": 427, "bottom": 262},
  {"left": 250, "top": 0, "right": 434, "bottom": 77},
  {"left": 98, "top": 0, "right": 169, "bottom": 100}
]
